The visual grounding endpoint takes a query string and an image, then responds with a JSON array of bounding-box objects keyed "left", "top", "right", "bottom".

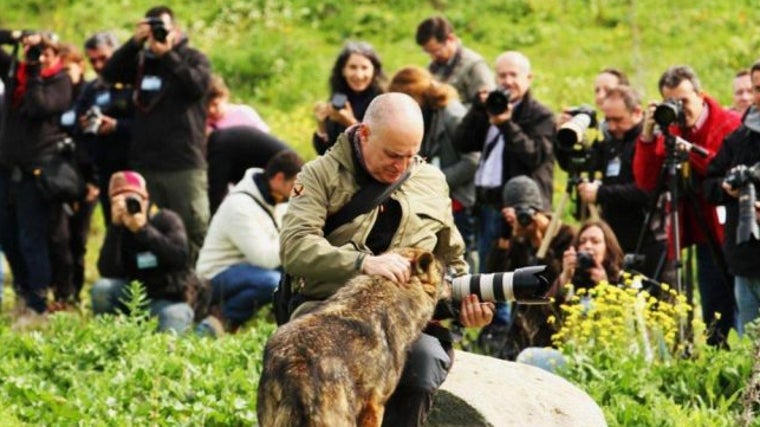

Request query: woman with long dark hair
[{"left": 312, "top": 41, "right": 386, "bottom": 155}]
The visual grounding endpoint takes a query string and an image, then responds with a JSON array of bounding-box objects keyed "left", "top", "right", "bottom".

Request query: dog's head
[{"left": 393, "top": 247, "right": 444, "bottom": 300}]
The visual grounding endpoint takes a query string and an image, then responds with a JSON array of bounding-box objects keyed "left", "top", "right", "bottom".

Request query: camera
[
  {"left": 330, "top": 92, "right": 347, "bottom": 110},
  {"left": 484, "top": 89, "right": 511, "bottom": 116},
  {"left": 724, "top": 162, "right": 760, "bottom": 244},
  {"left": 653, "top": 98, "right": 684, "bottom": 128},
  {"left": 557, "top": 106, "right": 597, "bottom": 152},
  {"left": 125, "top": 196, "right": 142, "bottom": 215},
  {"left": 515, "top": 205, "right": 536, "bottom": 227},
  {"left": 572, "top": 250, "right": 596, "bottom": 290},
  {"left": 450, "top": 265, "right": 551, "bottom": 304},
  {"left": 145, "top": 17, "right": 169, "bottom": 43},
  {"left": 83, "top": 106, "right": 103, "bottom": 135}
]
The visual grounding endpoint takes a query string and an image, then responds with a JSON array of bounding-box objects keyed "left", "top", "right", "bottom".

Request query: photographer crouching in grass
[{"left": 91, "top": 171, "right": 203, "bottom": 334}]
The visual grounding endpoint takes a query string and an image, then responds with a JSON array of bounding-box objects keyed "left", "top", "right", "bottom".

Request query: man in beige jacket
[{"left": 280, "top": 93, "right": 494, "bottom": 426}]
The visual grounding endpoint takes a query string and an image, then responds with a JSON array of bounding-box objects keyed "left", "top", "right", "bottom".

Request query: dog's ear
[{"left": 415, "top": 252, "right": 435, "bottom": 275}]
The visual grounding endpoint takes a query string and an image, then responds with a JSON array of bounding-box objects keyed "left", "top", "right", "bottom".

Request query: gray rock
[{"left": 425, "top": 350, "right": 607, "bottom": 427}]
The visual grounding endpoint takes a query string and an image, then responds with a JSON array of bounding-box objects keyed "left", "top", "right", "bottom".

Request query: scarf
[{"left": 12, "top": 57, "right": 64, "bottom": 108}]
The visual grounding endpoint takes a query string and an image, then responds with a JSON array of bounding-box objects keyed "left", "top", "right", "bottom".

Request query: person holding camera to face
[
  {"left": 480, "top": 175, "right": 575, "bottom": 360},
  {"left": 633, "top": 65, "right": 741, "bottom": 345},
  {"left": 101, "top": 5, "right": 211, "bottom": 264},
  {"left": 704, "top": 59, "right": 760, "bottom": 335},
  {"left": 312, "top": 41, "right": 386, "bottom": 155},
  {"left": 0, "top": 29, "right": 72, "bottom": 322},
  {"left": 91, "top": 171, "right": 197, "bottom": 333},
  {"left": 557, "top": 220, "right": 624, "bottom": 291}
]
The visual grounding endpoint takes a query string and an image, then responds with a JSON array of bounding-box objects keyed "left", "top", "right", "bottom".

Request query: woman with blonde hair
[{"left": 389, "top": 65, "right": 480, "bottom": 271}]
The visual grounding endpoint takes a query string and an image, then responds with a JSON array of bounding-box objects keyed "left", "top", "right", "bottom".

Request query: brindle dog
[{"left": 257, "top": 248, "right": 444, "bottom": 427}]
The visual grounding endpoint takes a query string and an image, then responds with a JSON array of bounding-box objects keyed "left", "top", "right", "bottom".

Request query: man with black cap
[{"left": 479, "top": 175, "right": 575, "bottom": 360}]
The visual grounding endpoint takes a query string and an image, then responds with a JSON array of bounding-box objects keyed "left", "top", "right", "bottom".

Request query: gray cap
[{"left": 502, "top": 175, "right": 543, "bottom": 210}]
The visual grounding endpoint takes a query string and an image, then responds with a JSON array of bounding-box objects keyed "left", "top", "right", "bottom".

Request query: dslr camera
[
  {"left": 572, "top": 250, "right": 596, "bottom": 289},
  {"left": 450, "top": 265, "right": 551, "bottom": 304},
  {"left": 145, "top": 17, "right": 169, "bottom": 43},
  {"left": 653, "top": 98, "right": 684, "bottom": 128},
  {"left": 724, "top": 162, "right": 760, "bottom": 244},
  {"left": 125, "top": 196, "right": 142, "bottom": 215},
  {"left": 484, "top": 89, "right": 512, "bottom": 116},
  {"left": 515, "top": 205, "right": 536, "bottom": 227},
  {"left": 556, "top": 106, "right": 597, "bottom": 152},
  {"left": 83, "top": 106, "right": 103, "bottom": 135}
]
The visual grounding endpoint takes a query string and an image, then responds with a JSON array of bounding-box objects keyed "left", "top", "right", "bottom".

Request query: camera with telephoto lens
[
  {"left": 653, "top": 98, "right": 684, "bottom": 128},
  {"left": 125, "top": 196, "right": 142, "bottom": 215},
  {"left": 515, "top": 205, "right": 536, "bottom": 227},
  {"left": 484, "top": 89, "right": 512, "bottom": 116},
  {"left": 724, "top": 162, "right": 760, "bottom": 244},
  {"left": 83, "top": 106, "right": 103, "bottom": 135},
  {"left": 557, "top": 106, "right": 598, "bottom": 152},
  {"left": 572, "top": 250, "right": 596, "bottom": 289},
  {"left": 450, "top": 265, "right": 551, "bottom": 304},
  {"left": 145, "top": 17, "right": 168, "bottom": 43}
]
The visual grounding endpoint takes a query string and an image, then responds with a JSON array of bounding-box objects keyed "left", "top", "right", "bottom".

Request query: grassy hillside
[{"left": 3, "top": 0, "right": 759, "bottom": 159}]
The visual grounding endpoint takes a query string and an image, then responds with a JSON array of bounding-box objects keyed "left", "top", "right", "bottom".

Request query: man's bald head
[{"left": 358, "top": 93, "right": 424, "bottom": 183}]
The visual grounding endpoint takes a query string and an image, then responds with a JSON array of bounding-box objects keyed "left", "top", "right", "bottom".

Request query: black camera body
[
  {"left": 724, "top": 162, "right": 760, "bottom": 244},
  {"left": 145, "top": 17, "right": 168, "bottom": 43},
  {"left": 572, "top": 250, "right": 596, "bottom": 289},
  {"left": 125, "top": 196, "right": 142, "bottom": 215},
  {"left": 515, "top": 206, "right": 536, "bottom": 227},
  {"left": 653, "top": 98, "right": 684, "bottom": 128},
  {"left": 484, "top": 89, "right": 511, "bottom": 116},
  {"left": 330, "top": 92, "right": 347, "bottom": 110}
]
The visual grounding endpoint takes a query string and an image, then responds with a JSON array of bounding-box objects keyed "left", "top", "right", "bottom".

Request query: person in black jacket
[
  {"left": 91, "top": 171, "right": 195, "bottom": 333},
  {"left": 454, "top": 50, "right": 555, "bottom": 326},
  {"left": 704, "top": 59, "right": 760, "bottom": 335},
  {"left": 0, "top": 30, "right": 72, "bottom": 320},
  {"left": 100, "top": 5, "right": 211, "bottom": 263},
  {"left": 563, "top": 86, "right": 673, "bottom": 284}
]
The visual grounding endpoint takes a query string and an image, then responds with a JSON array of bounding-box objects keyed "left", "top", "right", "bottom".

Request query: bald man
[{"left": 280, "top": 93, "right": 494, "bottom": 426}]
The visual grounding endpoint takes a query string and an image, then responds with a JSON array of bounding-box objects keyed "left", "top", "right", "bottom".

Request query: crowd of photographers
[{"left": 2, "top": 10, "right": 759, "bottom": 363}]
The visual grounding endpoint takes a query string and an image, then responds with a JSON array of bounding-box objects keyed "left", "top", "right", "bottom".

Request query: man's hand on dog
[
  {"left": 459, "top": 295, "right": 494, "bottom": 328},
  {"left": 362, "top": 253, "right": 411, "bottom": 284}
]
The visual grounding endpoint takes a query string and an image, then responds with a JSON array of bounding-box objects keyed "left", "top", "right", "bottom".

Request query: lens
[
  {"left": 485, "top": 90, "right": 510, "bottom": 116},
  {"left": 557, "top": 113, "right": 593, "bottom": 150},
  {"left": 450, "top": 265, "right": 550, "bottom": 304},
  {"left": 653, "top": 99, "right": 682, "bottom": 127}
]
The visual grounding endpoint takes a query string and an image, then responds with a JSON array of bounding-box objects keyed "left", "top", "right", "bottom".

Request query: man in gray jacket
[
  {"left": 416, "top": 16, "right": 494, "bottom": 105},
  {"left": 280, "top": 93, "right": 494, "bottom": 427}
]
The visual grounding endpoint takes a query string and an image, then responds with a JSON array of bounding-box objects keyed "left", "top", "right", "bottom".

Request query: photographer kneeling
[{"left": 91, "top": 171, "right": 198, "bottom": 334}]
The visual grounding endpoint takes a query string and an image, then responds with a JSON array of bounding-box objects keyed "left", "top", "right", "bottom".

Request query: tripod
[{"left": 629, "top": 129, "right": 732, "bottom": 345}]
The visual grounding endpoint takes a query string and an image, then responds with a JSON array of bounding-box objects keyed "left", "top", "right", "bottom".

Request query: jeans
[
  {"left": 91, "top": 277, "right": 194, "bottom": 334},
  {"left": 516, "top": 347, "right": 567, "bottom": 374},
  {"left": 476, "top": 205, "right": 503, "bottom": 273},
  {"left": 696, "top": 243, "right": 736, "bottom": 344},
  {"left": 210, "top": 263, "right": 280, "bottom": 327},
  {"left": 0, "top": 171, "right": 53, "bottom": 313},
  {"left": 735, "top": 275, "right": 760, "bottom": 336}
]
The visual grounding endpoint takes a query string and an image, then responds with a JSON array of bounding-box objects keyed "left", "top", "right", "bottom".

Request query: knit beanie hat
[
  {"left": 108, "top": 171, "right": 148, "bottom": 199},
  {"left": 502, "top": 175, "right": 543, "bottom": 210}
]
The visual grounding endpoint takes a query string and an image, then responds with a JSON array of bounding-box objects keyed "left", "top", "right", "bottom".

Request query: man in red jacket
[{"left": 633, "top": 65, "right": 740, "bottom": 345}]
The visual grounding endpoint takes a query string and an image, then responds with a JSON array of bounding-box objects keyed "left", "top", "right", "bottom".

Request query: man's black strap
[{"left": 323, "top": 169, "right": 411, "bottom": 236}]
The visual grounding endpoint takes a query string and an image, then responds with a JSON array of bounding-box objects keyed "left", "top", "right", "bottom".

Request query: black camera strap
[{"left": 323, "top": 169, "right": 411, "bottom": 236}]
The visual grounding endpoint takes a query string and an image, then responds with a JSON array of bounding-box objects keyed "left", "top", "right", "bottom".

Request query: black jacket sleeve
[
  {"left": 452, "top": 103, "right": 490, "bottom": 153},
  {"left": 101, "top": 39, "right": 141, "bottom": 85},
  {"left": 160, "top": 46, "right": 210, "bottom": 101},
  {"left": 133, "top": 209, "right": 189, "bottom": 270},
  {"left": 704, "top": 129, "right": 740, "bottom": 205}
]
